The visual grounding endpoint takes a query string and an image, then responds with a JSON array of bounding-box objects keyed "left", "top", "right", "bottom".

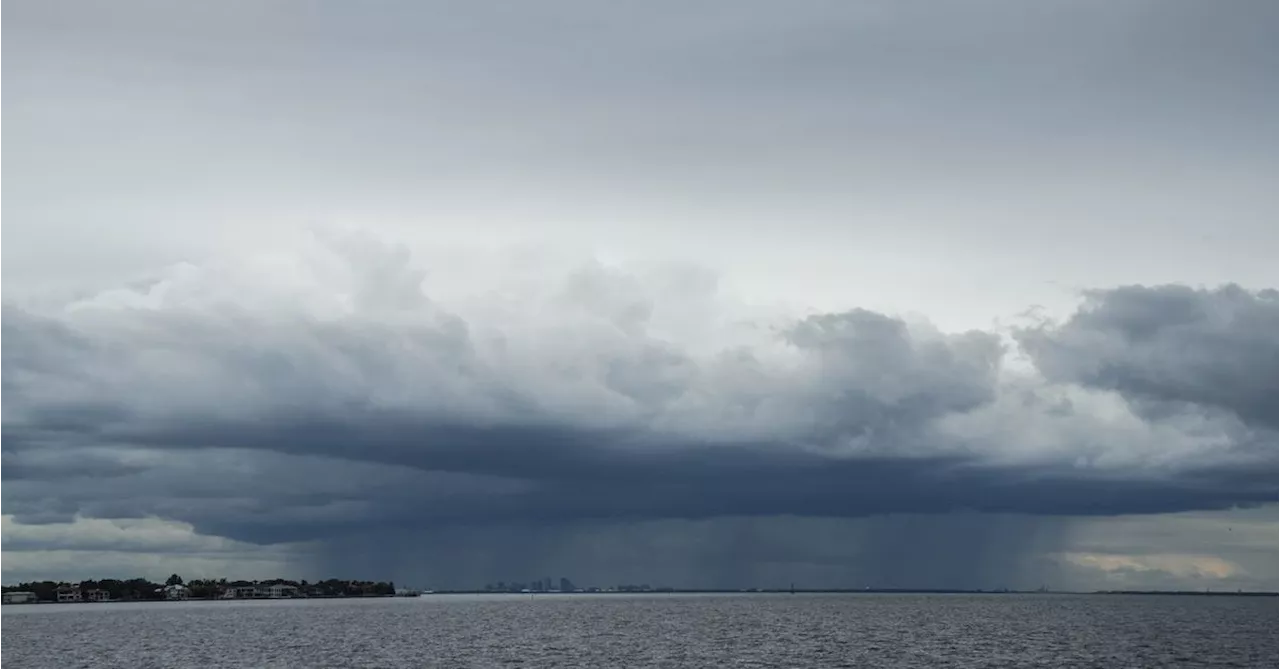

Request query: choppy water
[{"left": 2, "top": 593, "right": 1275, "bottom": 668}]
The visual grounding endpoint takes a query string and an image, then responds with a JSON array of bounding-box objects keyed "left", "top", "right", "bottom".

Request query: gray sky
[{"left": 2, "top": 0, "right": 1276, "bottom": 590}]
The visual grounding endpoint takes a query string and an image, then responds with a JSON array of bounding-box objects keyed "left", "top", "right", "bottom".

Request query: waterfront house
[
  {"left": 214, "top": 582, "right": 302, "bottom": 599},
  {"left": 2, "top": 591, "right": 37, "bottom": 604},
  {"left": 222, "top": 585, "right": 258, "bottom": 599},
  {"left": 262, "top": 584, "right": 299, "bottom": 599},
  {"left": 164, "top": 584, "right": 189, "bottom": 600},
  {"left": 85, "top": 589, "right": 111, "bottom": 602},
  {"left": 56, "top": 586, "right": 82, "bottom": 603}
]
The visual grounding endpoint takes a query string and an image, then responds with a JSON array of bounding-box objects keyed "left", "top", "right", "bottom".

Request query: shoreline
[{"left": 5, "top": 589, "right": 1275, "bottom": 605}]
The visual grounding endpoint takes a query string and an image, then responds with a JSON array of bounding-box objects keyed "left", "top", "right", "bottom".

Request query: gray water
[{"left": 2, "top": 593, "right": 1275, "bottom": 668}]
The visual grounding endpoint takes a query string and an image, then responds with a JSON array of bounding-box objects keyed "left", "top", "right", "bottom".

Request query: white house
[
  {"left": 164, "top": 584, "right": 189, "bottom": 600},
  {"left": 85, "top": 589, "right": 111, "bottom": 602},
  {"left": 222, "top": 585, "right": 258, "bottom": 599},
  {"left": 216, "top": 583, "right": 299, "bottom": 599},
  {"left": 2, "top": 591, "right": 37, "bottom": 604},
  {"left": 262, "top": 584, "right": 299, "bottom": 599},
  {"left": 56, "top": 587, "right": 82, "bottom": 603}
]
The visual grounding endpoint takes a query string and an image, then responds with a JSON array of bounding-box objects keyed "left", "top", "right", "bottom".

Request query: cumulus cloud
[
  {"left": 1016, "top": 284, "right": 1279, "bottom": 427},
  {"left": 1, "top": 231, "right": 1275, "bottom": 585}
]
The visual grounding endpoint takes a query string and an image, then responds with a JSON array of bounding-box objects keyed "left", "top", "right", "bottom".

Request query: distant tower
[{"left": 560, "top": 577, "right": 574, "bottom": 592}]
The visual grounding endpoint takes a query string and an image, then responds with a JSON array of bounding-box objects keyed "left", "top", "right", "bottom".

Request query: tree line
[{"left": 2, "top": 575, "right": 396, "bottom": 602}]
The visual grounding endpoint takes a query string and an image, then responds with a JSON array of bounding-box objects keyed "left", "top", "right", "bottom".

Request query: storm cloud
[
  {"left": 2, "top": 234, "right": 1274, "bottom": 568},
  {"left": 1017, "top": 284, "right": 1279, "bottom": 427}
]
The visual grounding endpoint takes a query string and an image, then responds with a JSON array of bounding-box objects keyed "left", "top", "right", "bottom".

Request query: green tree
[{"left": 165, "top": 574, "right": 184, "bottom": 587}]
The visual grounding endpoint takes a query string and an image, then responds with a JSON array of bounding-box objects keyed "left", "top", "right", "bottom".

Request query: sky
[{"left": 1, "top": 0, "right": 1276, "bottom": 591}]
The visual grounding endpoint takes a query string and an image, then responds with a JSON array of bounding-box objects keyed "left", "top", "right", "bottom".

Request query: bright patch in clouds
[
  {"left": 0, "top": 515, "right": 306, "bottom": 583},
  {"left": 1064, "top": 553, "right": 1240, "bottom": 581}
]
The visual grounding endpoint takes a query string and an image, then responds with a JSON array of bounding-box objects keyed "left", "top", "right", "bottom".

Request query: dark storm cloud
[
  {"left": 0, "top": 238, "right": 1274, "bottom": 557},
  {"left": 161, "top": 452, "right": 1276, "bottom": 547},
  {"left": 1016, "top": 285, "right": 1279, "bottom": 427},
  {"left": 309, "top": 513, "right": 1072, "bottom": 591},
  {"left": 1, "top": 448, "right": 149, "bottom": 481}
]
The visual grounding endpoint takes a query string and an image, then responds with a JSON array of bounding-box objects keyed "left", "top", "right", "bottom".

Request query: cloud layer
[{"left": 3, "top": 233, "right": 1274, "bottom": 570}]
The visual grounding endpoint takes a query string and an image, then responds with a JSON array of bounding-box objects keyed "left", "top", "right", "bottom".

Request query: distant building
[
  {"left": 222, "top": 585, "right": 257, "bottom": 599},
  {"left": 262, "top": 584, "right": 298, "bottom": 599},
  {"left": 560, "top": 578, "right": 574, "bottom": 593},
  {"left": 164, "top": 584, "right": 189, "bottom": 600},
  {"left": 2, "top": 591, "right": 37, "bottom": 604},
  {"left": 56, "top": 586, "right": 82, "bottom": 603},
  {"left": 85, "top": 589, "right": 111, "bottom": 602}
]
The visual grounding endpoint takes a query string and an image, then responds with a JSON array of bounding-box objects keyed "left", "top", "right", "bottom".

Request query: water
[{"left": 2, "top": 593, "right": 1275, "bottom": 668}]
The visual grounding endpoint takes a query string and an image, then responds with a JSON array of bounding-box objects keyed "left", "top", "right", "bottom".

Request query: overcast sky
[{"left": 2, "top": 0, "right": 1276, "bottom": 591}]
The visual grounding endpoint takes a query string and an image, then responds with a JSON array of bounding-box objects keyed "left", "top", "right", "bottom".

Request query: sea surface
[{"left": 2, "top": 593, "right": 1275, "bottom": 668}]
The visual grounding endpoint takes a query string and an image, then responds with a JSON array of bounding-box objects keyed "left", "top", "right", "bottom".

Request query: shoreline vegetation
[{"left": 1, "top": 576, "right": 397, "bottom": 604}]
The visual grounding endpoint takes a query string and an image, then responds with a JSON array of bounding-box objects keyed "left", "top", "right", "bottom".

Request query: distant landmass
[
  {"left": 5, "top": 577, "right": 1274, "bottom": 604},
  {"left": 1, "top": 576, "right": 397, "bottom": 604}
]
